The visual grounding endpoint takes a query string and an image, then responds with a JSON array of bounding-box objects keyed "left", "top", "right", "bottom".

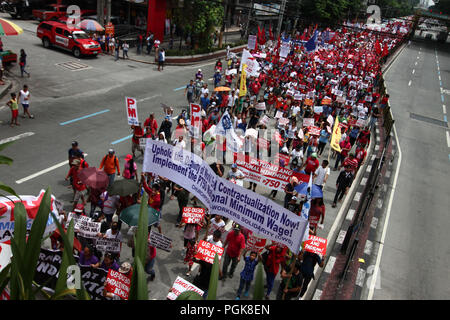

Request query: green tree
[
  {"left": 300, "top": 0, "right": 350, "bottom": 23},
  {"left": 174, "top": 0, "right": 224, "bottom": 50}
]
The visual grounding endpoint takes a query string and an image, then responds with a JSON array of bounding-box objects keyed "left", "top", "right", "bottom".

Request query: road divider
[{"left": 59, "top": 109, "right": 110, "bottom": 126}]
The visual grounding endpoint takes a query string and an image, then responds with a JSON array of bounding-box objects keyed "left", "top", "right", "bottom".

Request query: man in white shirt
[
  {"left": 291, "top": 144, "right": 304, "bottom": 169},
  {"left": 201, "top": 83, "right": 209, "bottom": 97},
  {"left": 18, "top": 84, "right": 33, "bottom": 119},
  {"left": 173, "top": 135, "right": 186, "bottom": 149},
  {"left": 313, "top": 160, "right": 330, "bottom": 190}
]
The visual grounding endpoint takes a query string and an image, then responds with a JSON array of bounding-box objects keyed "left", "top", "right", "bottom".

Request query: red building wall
[{"left": 147, "top": 0, "right": 166, "bottom": 41}]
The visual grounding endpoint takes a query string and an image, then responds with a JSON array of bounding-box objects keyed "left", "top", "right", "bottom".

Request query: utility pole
[
  {"left": 245, "top": 0, "right": 254, "bottom": 38},
  {"left": 276, "top": 0, "right": 288, "bottom": 38},
  {"left": 105, "top": 0, "right": 111, "bottom": 24},
  {"left": 97, "top": 0, "right": 104, "bottom": 26}
]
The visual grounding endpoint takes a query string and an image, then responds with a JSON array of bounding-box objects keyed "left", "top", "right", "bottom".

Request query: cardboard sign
[
  {"left": 279, "top": 117, "right": 289, "bottom": 126},
  {"left": 148, "top": 230, "right": 172, "bottom": 252},
  {"left": 95, "top": 237, "right": 121, "bottom": 253},
  {"left": 247, "top": 35, "right": 257, "bottom": 50},
  {"left": 308, "top": 126, "right": 321, "bottom": 136},
  {"left": 322, "top": 98, "right": 332, "bottom": 105},
  {"left": 256, "top": 102, "right": 266, "bottom": 110},
  {"left": 75, "top": 220, "right": 101, "bottom": 239},
  {"left": 327, "top": 115, "right": 334, "bottom": 125},
  {"left": 304, "top": 98, "right": 313, "bottom": 106},
  {"left": 303, "top": 118, "right": 315, "bottom": 127},
  {"left": 139, "top": 138, "right": 147, "bottom": 148},
  {"left": 167, "top": 276, "right": 204, "bottom": 300},
  {"left": 182, "top": 207, "right": 205, "bottom": 225},
  {"left": 67, "top": 212, "right": 91, "bottom": 229},
  {"left": 258, "top": 115, "right": 270, "bottom": 126},
  {"left": 125, "top": 97, "right": 139, "bottom": 126},
  {"left": 275, "top": 110, "right": 284, "bottom": 119},
  {"left": 314, "top": 106, "right": 323, "bottom": 114},
  {"left": 246, "top": 234, "right": 267, "bottom": 253},
  {"left": 303, "top": 235, "right": 327, "bottom": 257},
  {"left": 105, "top": 269, "right": 132, "bottom": 300},
  {"left": 190, "top": 103, "right": 202, "bottom": 138},
  {"left": 194, "top": 240, "right": 224, "bottom": 264}
]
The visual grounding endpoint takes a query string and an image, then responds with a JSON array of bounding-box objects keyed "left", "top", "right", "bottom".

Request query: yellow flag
[
  {"left": 330, "top": 116, "right": 342, "bottom": 152},
  {"left": 239, "top": 64, "right": 247, "bottom": 97}
]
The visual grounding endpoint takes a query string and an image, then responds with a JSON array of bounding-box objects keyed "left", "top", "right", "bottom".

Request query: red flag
[
  {"left": 269, "top": 25, "right": 274, "bottom": 41},
  {"left": 257, "top": 25, "right": 262, "bottom": 44},
  {"left": 382, "top": 43, "right": 388, "bottom": 57},
  {"left": 374, "top": 40, "right": 381, "bottom": 55},
  {"left": 260, "top": 27, "right": 266, "bottom": 45}
]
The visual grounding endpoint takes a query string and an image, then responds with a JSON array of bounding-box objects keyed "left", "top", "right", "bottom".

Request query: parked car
[
  {"left": 32, "top": 4, "right": 67, "bottom": 21},
  {"left": 37, "top": 21, "right": 101, "bottom": 58},
  {"left": 4, "top": 0, "right": 52, "bottom": 19}
]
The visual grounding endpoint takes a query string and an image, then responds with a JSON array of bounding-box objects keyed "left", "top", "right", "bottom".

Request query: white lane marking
[
  {"left": 439, "top": 75, "right": 442, "bottom": 81},
  {"left": 414, "top": 61, "right": 417, "bottom": 66},
  {"left": 412, "top": 69, "right": 415, "bottom": 74},
  {"left": 336, "top": 230, "right": 347, "bottom": 244},
  {"left": 356, "top": 268, "right": 366, "bottom": 287},
  {"left": 368, "top": 122, "right": 402, "bottom": 299},
  {"left": 361, "top": 177, "right": 367, "bottom": 186},
  {"left": 0, "top": 132, "right": 35, "bottom": 144},
  {"left": 346, "top": 209, "right": 355, "bottom": 221},
  {"left": 417, "top": 56, "right": 419, "bottom": 59},
  {"left": 324, "top": 256, "right": 336, "bottom": 273},
  {"left": 385, "top": 171, "right": 391, "bottom": 178},
  {"left": 137, "top": 94, "right": 162, "bottom": 103},
  {"left": 443, "top": 105, "right": 447, "bottom": 114},
  {"left": 312, "top": 289, "right": 322, "bottom": 300},
  {"left": 354, "top": 192, "right": 362, "bottom": 202},
  {"left": 366, "top": 165, "right": 372, "bottom": 172},
  {"left": 377, "top": 199, "right": 383, "bottom": 209},
  {"left": 375, "top": 145, "right": 380, "bottom": 151},
  {"left": 0, "top": 106, "right": 6, "bottom": 111},
  {"left": 364, "top": 240, "right": 373, "bottom": 256},
  {"left": 447, "top": 131, "right": 450, "bottom": 148},
  {"left": 16, "top": 153, "right": 88, "bottom": 184},
  {"left": 408, "top": 80, "right": 412, "bottom": 86}
]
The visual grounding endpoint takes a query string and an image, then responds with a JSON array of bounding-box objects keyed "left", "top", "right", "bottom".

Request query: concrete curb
[{"left": 0, "top": 80, "right": 13, "bottom": 100}]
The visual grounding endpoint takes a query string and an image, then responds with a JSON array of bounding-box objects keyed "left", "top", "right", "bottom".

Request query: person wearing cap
[
  {"left": 340, "top": 153, "right": 358, "bottom": 173},
  {"left": 195, "top": 68, "right": 203, "bottom": 80},
  {"left": 301, "top": 152, "right": 320, "bottom": 175},
  {"left": 99, "top": 149, "right": 121, "bottom": 187},
  {"left": 220, "top": 224, "right": 246, "bottom": 280},
  {"left": 226, "top": 164, "right": 245, "bottom": 182},
  {"left": 68, "top": 141, "right": 83, "bottom": 166},
  {"left": 158, "top": 115, "right": 172, "bottom": 144},
  {"left": 65, "top": 159, "right": 87, "bottom": 210},
  {"left": 123, "top": 154, "right": 138, "bottom": 181},
  {"left": 213, "top": 69, "right": 222, "bottom": 87},
  {"left": 131, "top": 123, "right": 144, "bottom": 158},
  {"left": 332, "top": 165, "right": 355, "bottom": 208}
]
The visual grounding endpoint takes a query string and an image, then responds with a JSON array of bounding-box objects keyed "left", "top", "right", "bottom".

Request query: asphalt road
[
  {"left": 368, "top": 39, "right": 450, "bottom": 300},
  {"left": 0, "top": 16, "right": 360, "bottom": 300}
]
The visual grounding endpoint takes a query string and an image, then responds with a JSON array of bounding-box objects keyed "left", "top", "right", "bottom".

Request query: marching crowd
[{"left": 52, "top": 19, "right": 411, "bottom": 300}]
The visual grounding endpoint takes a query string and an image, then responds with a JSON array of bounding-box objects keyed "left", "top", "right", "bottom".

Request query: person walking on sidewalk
[
  {"left": 114, "top": 38, "right": 120, "bottom": 61},
  {"left": 220, "top": 224, "right": 246, "bottom": 280},
  {"left": 122, "top": 41, "right": 129, "bottom": 59},
  {"left": 157, "top": 48, "right": 165, "bottom": 71},
  {"left": 137, "top": 33, "right": 143, "bottom": 54},
  {"left": 332, "top": 165, "right": 354, "bottom": 208},
  {"left": 19, "top": 49, "right": 30, "bottom": 78},
  {"left": 6, "top": 92, "right": 19, "bottom": 127},
  {"left": 18, "top": 85, "right": 33, "bottom": 119},
  {"left": 146, "top": 32, "right": 154, "bottom": 55},
  {"left": 99, "top": 149, "right": 121, "bottom": 187}
]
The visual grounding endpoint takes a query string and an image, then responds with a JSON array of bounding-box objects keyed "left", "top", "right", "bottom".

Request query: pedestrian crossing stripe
[{"left": 55, "top": 61, "right": 92, "bottom": 71}]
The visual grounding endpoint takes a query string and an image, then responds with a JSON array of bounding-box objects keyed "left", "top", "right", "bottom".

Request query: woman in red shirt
[{"left": 308, "top": 198, "right": 325, "bottom": 234}]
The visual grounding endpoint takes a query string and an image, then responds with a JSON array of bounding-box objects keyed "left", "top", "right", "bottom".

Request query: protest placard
[
  {"left": 105, "top": 269, "right": 132, "bottom": 300},
  {"left": 275, "top": 110, "right": 284, "bottom": 119},
  {"left": 194, "top": 240, "right": 224, "bottom": 264},
  {"left": 207, "top": 221, "right": 228, "bottom": 241},
  {"left": 302, "top": 118, "right": 315, "bottom": 127},
  {"left": 308, "top": 126, "right": 321, "bottom": 136},
  {"left": 125, "top": 97, "right": 139, "bottom": 126},
  {"left": 143, "top": 140, "right": 310, "bottom": 253},
  {"left": 327, "top": 115, "right": 334, "bottom": 125},
  {"left": 182, "top": 207, "right": 205, "bottom": 225},
  {"left": 322, "top": 98, "right": 332, "bottom": 105},
  {"left": 294, "top": 93, "right": 302, "bottom": 100},
  {"left": 148, "top": 230, "right": 172, "bottom": 252},
  {"left": 139, "top": 138, "right": 147, "bottom": 149},
  {"left": 95, "top": 237, "right": 121, "bottom": 253},
  {"left": 278, "top": 117, "right": 289, "bottom": 126},
  {"left": 303, "top": 235, "right": 327, "bottom": 257},
  {"left": 67, "top": 212, "right": 92, "bottom": 229},
  {"left": 247, "top": 35, "right": 257, "bottom": 50},
  {"left": 167, "top": 276, "right": 204, "bottom": 300},
  {"left": 75, "top": 220, "right": 101, "bottom": 239},
  {"left": 304, "top": 98, "right": 313, "bottom": 106},
  {"left": 256, "top": 102, "right": 266, "bottom": 111},
  {"left": 314, "top": 106, "right": 323, "bottom": 114},
  {"left": 258, "top": 115, "right": 270, "bottom": 126},
  {"left": 246, "top": 234, "right": 267, "bottom": 253},
  {"left": 80, "top": 265, "right": 109, "bottom": 300}
]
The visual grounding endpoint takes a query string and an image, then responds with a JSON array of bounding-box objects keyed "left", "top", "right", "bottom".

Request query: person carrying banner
[
  {"left": 220, "top": 224, "right": 246, "bottom": 280},
  {"left": 263, "top": 243, "right": 287, "bottom": 300}
]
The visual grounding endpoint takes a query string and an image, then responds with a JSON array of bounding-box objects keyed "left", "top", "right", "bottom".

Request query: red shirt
[
  {"left": 67, "top": 167, "right": 86, "bottom": 191},
  {"left": 304, "top": 157, "right": 320, "bottom": 174},
  {"left": 309, "top": 204, "right": 325, "bottom": 228},
  {"left": 355, "top": 148, "right": 367, "bottom": 164},
  {"left": 266, "top": 245, "right": 287, "bottom": 274},
  {"left": 132, "top": 126, "right": 144, "bottom": 144},
  {"left": 144, "top": 118, "right": 158, "bottom": 136},
  {"left": 225, "top": 231, "right": 246, "bottom": 258},
  {"left": 339, "top": 140, "right": 351, "bottom": 157}
]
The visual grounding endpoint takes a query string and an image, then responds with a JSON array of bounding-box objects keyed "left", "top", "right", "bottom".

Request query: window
[
  {"left": 64, "top": 30, "right": 71, "bottom": 37},
  {"left": 39, "top": 23, "right": 52, "bottom": 31},
  {"left": 55, "top": 27, "right": 63, "bottom": 35}
]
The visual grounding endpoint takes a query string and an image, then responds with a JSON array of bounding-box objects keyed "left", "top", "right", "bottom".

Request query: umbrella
[
  {"left": 0, "top": 18, "right": 23, "bottom": 36},
  {"left": 214, "top": 86, "right": 231, "bottom": 92},
  {"left": 120, "top": 204, "right": 160, "bottom": 227},
  {"left": 294, "top": 182, "right": 324, "bottom": 199},
  {"left": 78, "top": 167, "right": 109, "bottom": 191},
  {"left": 77, "top": 19, "right": 104, "bottom": 32},
  {"left": 107, "top": 179, "right": 140, "bottom": 196}
]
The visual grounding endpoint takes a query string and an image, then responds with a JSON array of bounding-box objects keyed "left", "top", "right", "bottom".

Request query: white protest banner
[
  {"left": 95, "top": 237, "right": 121, "bottom": 253},
  {"left": 286, "top": 89, "right": 294, "bottom": 97},
  {"left": 240, "top": 49, "right": 254, "bottom": 72},
  {"left": 294, "top": 93, "right": 302, "bottom": 100},
  {"left": 256, "top": 102, "right": 266, "bottom": 111},
  {"left": 246, "top": 58, "right": 260, "bottom": 78},
  {"left": 327, "top": 115, "right": 334, "bottom": 125},
  {"left": 336, "top": 96, "right": 345, "bottom": 103},
  {"left": 67, "top": 212, "right": 92, "bottom": 229},
  {"left": 75, "top": 220, "right": 101, "bottom": 239},
  {"left": 143, "top": 140, "right": 309, "bottom": 253},
  {"left": 314, "top": 106, "right": 323, "bottom": 114},
  {"left": 167, "top": 276, "right": 204, "bottom": 300},
  {"left": 125, "top": 97, "right": 139, "bottom": 126},
  {"left": 278, "top": 117, "right": 289, "bottom": 126},
  {"left": 182, "top": 207, "right": 205, "bottom": 225},
  {"left": 226, "top": 69, "right": 237, "bottom": 75},
  {"left": 194, "top": 240, "right": 224, "bottom": 264},
  {"left": 275, "top": 110, "right": 283, "bottom": 119},
  {"left": 148, "top": 230, "right": 172, "bottom": 252},
  {"left": 302, "top": 118, "right": 314, "bottom": 127},
  {"left": 247, "top": 35, "right": 257, "bottom": 50},
  {"left": 0, "top": 190, "right": 57, "bottom": 243},
  {"left": 279, "top": 42, "right": 290, "bottom": 58},
  {"left": 0, "top": 243, "right": 12, "bottom": 272},
  {"left": 235, "top": 154, "right": 309, "bottom": 192},
  {"left": 258, "top": 115, "right": 270, "bottom": 126},
  {"left": 355, "top": 118, "right": 368, "bottom": 127}
]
